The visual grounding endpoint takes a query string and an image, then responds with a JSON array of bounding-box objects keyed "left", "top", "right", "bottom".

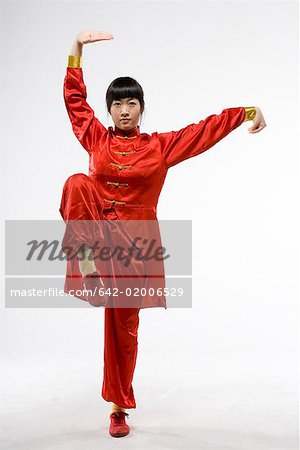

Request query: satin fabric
[
  {"left": 59, "top": 173, "right": 159, "bottom": 308},
  {"left": 62, "top": 67, "right": 246, "bottom": 309},
  {"left": 60, "top": 65, "right": 246, "bottom": 408},
  {"left": 102, "top": 305, "right": 140, "bottom": 408}
]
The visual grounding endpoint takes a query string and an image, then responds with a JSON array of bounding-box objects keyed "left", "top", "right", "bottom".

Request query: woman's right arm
[{"left": 64, "top": 31, "right": 114, "bottom": 154}]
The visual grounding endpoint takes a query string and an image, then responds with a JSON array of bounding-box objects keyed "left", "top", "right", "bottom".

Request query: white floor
[{"left": 1, "top": 350, "right": 298, "bottom": 450}]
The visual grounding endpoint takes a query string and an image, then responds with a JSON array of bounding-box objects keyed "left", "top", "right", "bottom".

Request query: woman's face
[{"left": 110, "top": 97, "right": 142, "bottom": 130}]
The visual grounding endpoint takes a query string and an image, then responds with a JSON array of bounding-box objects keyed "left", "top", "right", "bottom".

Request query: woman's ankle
[{"left": 111, "top": 403, "right": 126, "bottom": 414}]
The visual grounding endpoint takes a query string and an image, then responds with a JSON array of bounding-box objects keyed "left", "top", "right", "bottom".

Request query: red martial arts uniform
[{"left": 59, "top": 55, "right": 254, "bottom": 408}]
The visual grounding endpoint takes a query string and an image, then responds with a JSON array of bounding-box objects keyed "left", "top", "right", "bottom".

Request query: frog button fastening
[
  {"left": 110, "top": 163, "right": 132, "bottom": 171},
  {"left": 103, "top": 198, "right": 126, "bottom": 206},
  {"left": 106, "top": 181, "right": 129, "bottom": 188},
  {"left": 113, "top": 150, "right": 136, "bottom": 156}
]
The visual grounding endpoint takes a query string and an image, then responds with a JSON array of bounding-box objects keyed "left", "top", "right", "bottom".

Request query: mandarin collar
[{"left": 110, "top": 124, "right": 140, "bottom": 139}]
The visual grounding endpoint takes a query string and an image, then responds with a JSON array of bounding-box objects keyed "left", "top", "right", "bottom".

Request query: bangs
[{"left": 110, "top": 84, "right": 141, "bottom": 101}]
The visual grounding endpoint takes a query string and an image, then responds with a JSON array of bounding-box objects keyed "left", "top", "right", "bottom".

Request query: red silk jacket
[{"left": 62, "top": 56, "right": 255, "bottom": 308}]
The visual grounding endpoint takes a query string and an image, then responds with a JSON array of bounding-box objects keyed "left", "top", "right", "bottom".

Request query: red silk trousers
[{"left": 59, "top": 173, "right": 140, "bottom": 408}]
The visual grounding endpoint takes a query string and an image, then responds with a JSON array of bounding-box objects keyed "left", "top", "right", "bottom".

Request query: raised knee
[{"left": 64, "top": 173, "right": 90, "bottom": 187}]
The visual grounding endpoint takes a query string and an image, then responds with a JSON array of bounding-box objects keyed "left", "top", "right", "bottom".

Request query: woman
[{"left": 59, "top": 30, "right": 266, "bottom": 438}]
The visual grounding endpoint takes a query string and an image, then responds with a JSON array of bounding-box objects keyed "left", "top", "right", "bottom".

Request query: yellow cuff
[
  {"left": 67, "top": 55, "right": 82, "bottom": 68},
  {"left": 244, "top": 106, "right": 256, "bottom": 122}
]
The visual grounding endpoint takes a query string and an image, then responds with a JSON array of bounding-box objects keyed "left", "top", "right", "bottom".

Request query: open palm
[{"left": 77, "top": 30, "right": 114, "bottom": 45}]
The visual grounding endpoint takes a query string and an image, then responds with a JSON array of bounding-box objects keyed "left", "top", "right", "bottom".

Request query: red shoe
[
  {"left": 82, "top": 271, "right": 107, "bottom": 307},
  {"left": 109, "top": 411, "right": 130, "bottom": 438}
]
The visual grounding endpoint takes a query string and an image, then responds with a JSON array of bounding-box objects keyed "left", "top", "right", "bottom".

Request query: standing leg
[{"left": 102, "top": 307, "right": 140, "bottom": 409}]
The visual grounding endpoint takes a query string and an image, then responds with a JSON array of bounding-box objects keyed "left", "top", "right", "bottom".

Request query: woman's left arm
[{"left": 155, "top": 106, "right": 266, "bottom": 168}]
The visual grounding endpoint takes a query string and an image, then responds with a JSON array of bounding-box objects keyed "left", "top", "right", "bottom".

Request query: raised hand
[{"left": 77, "top": 30, "right": 114, "bottom": 45}]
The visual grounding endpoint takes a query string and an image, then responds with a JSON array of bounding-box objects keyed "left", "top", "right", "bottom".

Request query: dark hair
[{"left": 106, "top": 76, "right": 145, "bottom": 114}]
